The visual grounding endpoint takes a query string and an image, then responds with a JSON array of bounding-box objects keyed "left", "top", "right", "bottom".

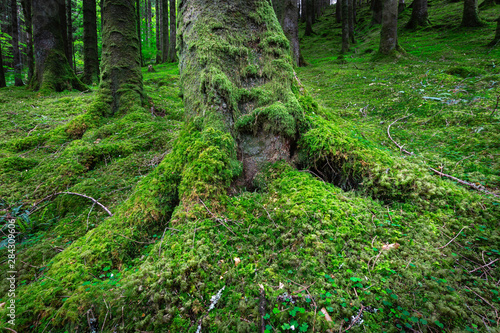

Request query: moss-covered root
[
  {"left": 178, "top": 0, "right": 308, "bottom": 185},
  {"left": 99, "top": 0, "right": 143, "bottom": 116},
  {"left": 31, "top": 0, "right": 87, "bottom": 93}
]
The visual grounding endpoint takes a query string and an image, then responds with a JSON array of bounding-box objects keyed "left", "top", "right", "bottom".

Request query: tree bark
[
  {"left": 136, "top": 0, "right": 143, "bottom": 65},
  {"left": 406, "top": 0, "right": 428, "bottom": 29},
  {"left": 336, "top": 0, "right": 342, "bottom": 23},
  {"left": 0, "top": 37, "right": 6, "bottom": 87},
  {"left": 341, "top": 0, "right": 349, "bottom": 52},
  {"left": 21, "top": 0, "right": 34, "bottom": 82},
  {"left": 348, "top": 0, "right": 355, "bottom": 43},
  {"left": 32, "top": 0, "right": 85, "bottom": 92},
  {"left": 461, "top": 0, "right": 483, "bottom": 27},
  {"left": 66, "top": 0, "right": 74, "bottom": 70},
  {"left": 100, "top": 0, "right": 143, "bottom": 116},
  {"left": 273, "top": 0, "right": 303, "bottom": 66},
  {"left": 82, "top": 0, "right": 100, "bottom": 84},
  {"left": 305, "top": 0, "right": 314, "bottom": 36},
  {"left": 178, "top": 0, "right": 305, "bottom": 184},
  {"left": 155, "top": 0, "right": 161, "bottom": 63},
  {"left": 379, "top": 0, "right": 399, "bottom": 55},
  {"left": 371, "top": 0, "right": 383, "bottom": 25},
  {"left": 161, "top": 0, "right": 169, "bottom": 62},
  {"left": 147, "top": 0, "right": 152, "bottom": 47},
  {"left": 167, "top": 0, "right": 176, "bottom": 62},
  {"left": 11, "top": 0, "right": 24, "bottom": 86}
]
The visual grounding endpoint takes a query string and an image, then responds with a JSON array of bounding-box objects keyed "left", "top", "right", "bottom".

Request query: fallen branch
[
  {"left": 469, "top": 258, "right": 499, "bottom": 274},
  {"left": 31, "top": 192, "right": 114, "bottom": 216},
  {"left": 387, "top": 115, "right": 414, "bottom": 155},
  {"left": 429, "top": 168, "right": 499, "bottom": 197},
  {"left": 437, "top": 226, "right": 468, "bottom": 249}
]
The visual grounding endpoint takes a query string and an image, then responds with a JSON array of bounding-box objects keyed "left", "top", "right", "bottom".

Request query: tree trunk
[
  {"left": 82, "top": 0, "right": 100, "bottom": 84},
  {"left": 341, "top": 0, "right": 349, "bottom": 52},
  {"left": 461, "top": 0, "right": 483, "bottom": 27},
  {"left": 11, "top": 0, "right": 24, "bottom": 86},
  {"left": 178, "top": 0, "right": 304, "bottom": 184},
  {"left": 32, "top": 0, "right": 85, "bottom": 92},
  {"left": 281, "top": 0, "right": 303, "bottom": 66},
  {"left": 161, "top": 0, "right": 168, "bottom": 62},
  {"left": 66, "top": 0, "right": 74, "bottom": 70},
  {"left": 488, "top": 16, "right": 500, "bottom": 46},
  {"left": 100, "top": 0, "right": 143, "bottom": 116},
  {"left": 371, "top": 0, "right": 383, "bottom": 25},
  {"left": 336, "top": 0, "right": 342, "bottom": 23},
  {"left": 379, "top": 0, "right": 399, "bottom": 55},
  {"left": 156, "top": 0, "right": 161, "bottom": 63},
  {"left": 406, "top": 0, "right": 428, "bottom": 29},
  {"left": 0, "top": 38, "right": 6, "bottom": 87},
  {"left": 147, "top": 0, "right": 152, "bottom": 47},
  {"left": 167, "top": 0, "right": 176, "bottom": 62},
  {"left": 398, "top": 0, "right": 406, "bottom": 14},
  {"left": 136, "top": 0, "right": 143, "bottom": 66},
  {"left": 348, "top": 0, "right": 355, "bottom": 43},
  {"left": 21, "top": 0, "right": 34, "bottom": 82},
  {"left": 305, "top": 0, "right": 314, "bottom": 35}
]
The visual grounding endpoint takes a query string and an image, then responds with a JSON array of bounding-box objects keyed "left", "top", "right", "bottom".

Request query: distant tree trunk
[
  {"left": 147, "top": 0, "right": 152, "bottom": 47},
  {"left": 136, "top": 0, "right": 143, "bottom": 65},
  {"left": 461, "top": 0, "right": 483, "bottom": 27},
  {"left": 281, "top": 0, "right": 303, "bottom": 66},
  {"left": 341, "top": 0, "right": 349, "bottom": 52},
  {"left": 167, "top": 0, "right": 176, "bottom": 62},
  {"left": 21, "top": 0, "right": 34, "bottom": 82},
  {"left": 379, "top": 0, "right": 399, "bottom": 54},
  {"left": 32, "top": 0, "right": 85, "bottom": 92},
  {"left": 488, "top": 16, "right": 500, "bottom": 46},
  {"left": 305, "top": 0, "right": 314, "bottom": 35},
  {"left": 11, "top": 0, "right": 24, "bottom": 86},
  {"left": 82, "top": 0, "right": 99, "bottom": 84},
  {"left": 398, "top": 0, "right": 406, "bottom": 13},
  {"left": 353, "top": 0, "right": 357, "bottom": 24},
  {"left": 178, "top": 0, "right": 304, "bottom": 184},
  {"left": 161, "top": 0, "right": 169, "bottom": 62},
  {"left": 100, "top": 0, "right": 143, "bottom": 116},
  {"left": 66, "top": 0, "right": 74, "bottom": 70},
  {"left": 371, "top": 0, "right": 383, "bottom": 24},
  {"left": 336, "top": 0, "right": 341, "bottom": 23},
  {"left": 156, "top": 0, "right": 161, "bottom": 63},
  {"left": 348, "top": 0, "right": 355, "bottom": 43},
  {"left": 0, "top": 38, "right": 6, "bottom": 87},
  {"left": 406, "top": 0, "right": 428, "bottom": 28}
]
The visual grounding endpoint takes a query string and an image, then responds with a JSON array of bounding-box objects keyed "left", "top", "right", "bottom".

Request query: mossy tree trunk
[
  {"left": 11, "top": 0, "right": 24, "bottom": 86},
  {"left": 305, "top": 0, "right": 314, "bottom": 36},
  {"left": 348, "top": 0, "right": 355, "bottom": 43},
  {"left": 162, "top": 0, "right": 169, "bottom": 62},
  {"left": 341, "top": 0, "right": 350, "bottom": 52},
  {"left": 167, "top": 0, "right": 176, "bottom": 62},
  {"left": 178, "top": 0, "right": 305, "bottom": 185},
  {"left": 0, "top": 38, "right": 5, "bottom": 87},
  {"left": 155, "top": 0, "right": 161, "bottom": 63},
  {"left": 82, "top": 0, "right": 100, "bottom": 84},
  {"left": 100, "top": 0, "right": 143, "bottom": 116},
  {"left": 21, "top": 0, "right": 34, "bottom": 81},
  {"left": 136, "top": 0, "right": 143, "bottom": 65},
  {"left": 32, "top": 0, "right": 85, "bottom": 92},
  {"left": 371, "top": 0, "right": 383, "bottom": 25},
  {"left": 461, "top": 0, "right": 483, "bottom": 27},
  {"left": 379, "top": 0, "right": 399, "bottom": 54},
  {"left": 406, "top": 0, "right": 429, "bottom": 29}
]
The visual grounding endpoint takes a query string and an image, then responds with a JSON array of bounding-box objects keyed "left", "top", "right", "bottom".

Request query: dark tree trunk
[
  {"left": 21, "top": 0, "right": 34, "bottom": 81},
  {"left": 353, "top": 0, "right": 357, "bottom": 24},
  {"left": 161, "top": 0, "right": 168, "bottom": 62},
  {"left": 398, "top": 0, "right": 406, "bottom": 14},
  {"left": 371, "top": 0, "right": 383, "bottom": 24},
  {"left": 32, "top": 0, "right": 85, "bottom": 92},
  {"left": 167, "top": 0, "right": 175, "bottom": 62},
  {"left": 11, "top": 0, "right": 24, "bottom": 86},
  {"left": 178, "top": 0, "right": 304, "bottom": 185},
  {"left": 156, "top": 0, "right": 161, "bottom": 63},
  {"left": 100, "top": 0, "right": 143, "bottom": 116},
  {"left": 348, "top": 0, "right": 355, "bottom": 43},
  {"left": 136, "top": 0, "right": 143, "bottom": 65},
  {"left": 82, "top": 0, "right": 99, "bottom": 84},
  {"left": 341, "top": 0, "right": 349, "bottom": 52},
  {"left": 379, "top": 0, "right": 399, "bottom": 54},
  {"left": 406, "top": 0, "right": 428, "bottom": 29},
  {"left": 147, "top": 0, "right": 151, "bottom": 46},
  {"left": 66, "top": 0, "right": 74, "bottom": 70},
  {"left": 305, "top": 0, "right": 314, "bottom": 35},
  {"left": 336, "top": 0, "right": 342, "bottom": 23},
  {"left": 281, "top": 0, "right": 303, "bottom": 66},
  {"left": 488, "top": 16, "right": 500, "bottom": 46},
  {"left": 0, "top": 38, "right": 6, "bottom": 87},
  {"left": 461, "top": 0, "right": 483, "bottom": 27}
]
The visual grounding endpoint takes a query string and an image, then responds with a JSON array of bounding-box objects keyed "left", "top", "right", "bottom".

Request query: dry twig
[{"left": 387, "top": 115, "right": 414, "bottom": 155}]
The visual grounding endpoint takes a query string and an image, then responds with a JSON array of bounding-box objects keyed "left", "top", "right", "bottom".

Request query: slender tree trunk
[
  {"left": 167, "top": 0, "right": 175, "bottom": 62},
  {"left": 178, "top": 0, "right": 304, "bottom": 184},
  {"left": 82, "top": 0, "right": 99, "bottom": 84},
  {"left": 461, "top": 0, "right": 483, "bottom": 27},
  {"left": 280, "top": 0, "right": 303, "bottom": 66},
  {"left": 341, "top": 0, "right": 349, "bottom": 52},
  {"left": 11, "top": 0, "right": 24, "bottom": 86},
  {"left": 147, "top": 0, "right": 151, "bottom": 47},
  {"left": 305, "top": 0, "right": 314, "bottom": 35},
  {"left": 353, "top": 0, "right": 357, "bottom": 24},
  {"left": 66, "top": 0, "right": 74, "bottom": 70},
  {"left": 100, "top": 0, "right": 143, "bottom": 116},
  {"left": 31, "top": 0, "right": 85, "bottom": 92},
  {"left": 0, "top": 38, "right": 6, "bottom": 87},
  {"left": 336, "top": 0, "right": 342, "bottom": 23},
  {"left": 406, "top": 0, "right": 428, "bottom": 28},
  {"left": 348, "top": 0, "right": 355, "bottom": 43},
  {"left": 379, "top": 0, "right": 399, "bottom": 54},
  {"left": 21, "top": 0, "right": 34, "bottom": 81},
  {"left": 371, "top": 0, "right": 383, "bottom": 24},
  {"left": 156, "top": 0, "right": 161, "bottom": 63},
  {"left": 398, "top": 0, "right": 406, "bottom": 14},
  {"left": 161, "top": 0, "right": 168, "bottom": 62},
  {"left": 136, "top": 0, "right": 143, "bottom": 65}
]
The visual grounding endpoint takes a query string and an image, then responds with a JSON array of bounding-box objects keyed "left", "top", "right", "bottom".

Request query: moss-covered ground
[{"left": 1, "top": 0, "right": 499, "bottom": 332}]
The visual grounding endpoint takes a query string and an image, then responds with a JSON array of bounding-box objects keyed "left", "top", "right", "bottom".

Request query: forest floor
[{"left": 0, "top": 0, "right": 499, "bottom": 332}]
